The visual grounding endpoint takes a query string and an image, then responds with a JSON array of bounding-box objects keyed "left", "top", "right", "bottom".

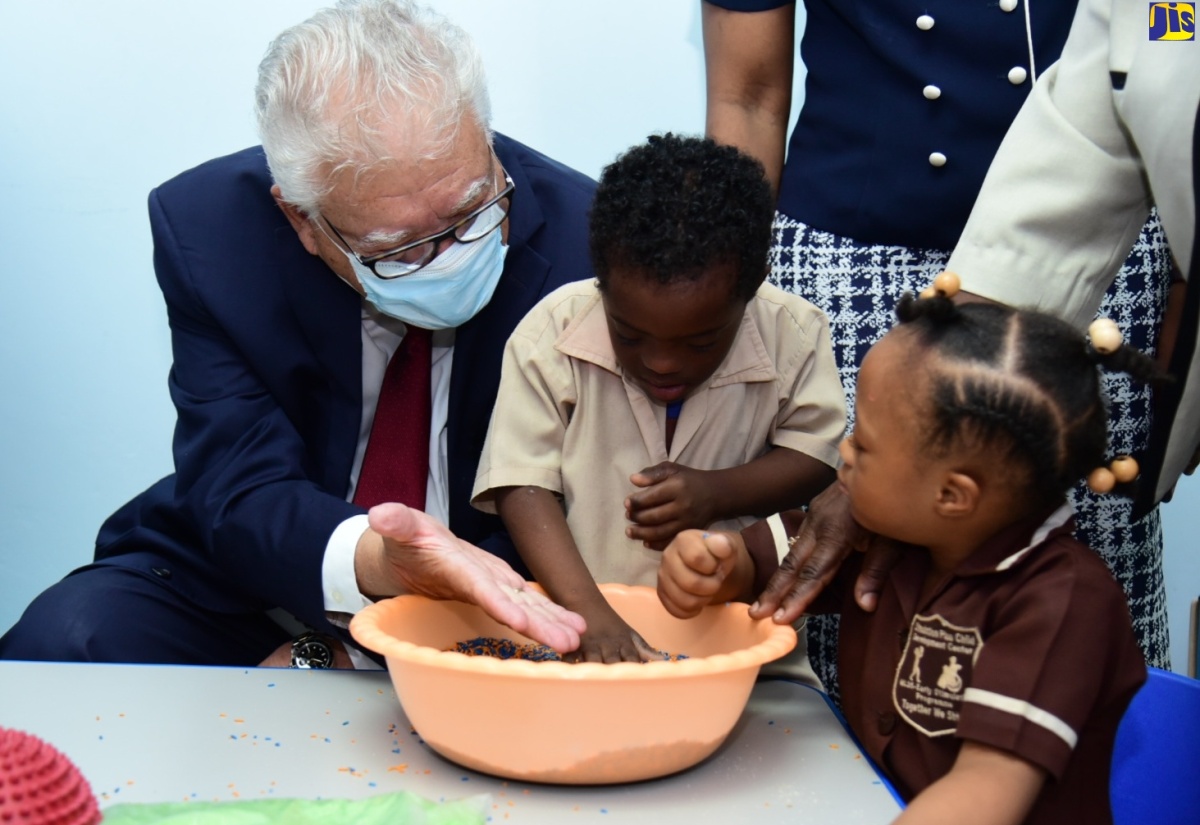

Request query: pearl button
[
  {"left": 1000, "top": 0, "right": 1019, "bottom": 10},
  {"left": 923, "top": 84, "right": 941, "bottom": 100},
  {"left": 916, "top": 14, "right": 935, "bottom": 30},
  {"left": 1008, "top": 66, "right": 1029, "bottom": 85},
  {"left": 929, "top": 152, "right": 947, "bottom": 167}
]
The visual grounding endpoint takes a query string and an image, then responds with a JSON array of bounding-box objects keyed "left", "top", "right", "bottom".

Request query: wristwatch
[{"left": 290, "top": 631, "right": 335, "bottom": 669}]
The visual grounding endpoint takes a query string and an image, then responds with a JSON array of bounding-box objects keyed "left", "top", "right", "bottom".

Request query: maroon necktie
[{"left": 353, "top": 326, "right": 432, "bottom": 511}]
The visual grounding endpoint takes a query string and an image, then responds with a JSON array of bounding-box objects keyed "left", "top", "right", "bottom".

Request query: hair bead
[
  {"left": 933, "top": 271, "right": 961, "bottom": 297},
  {"left": 1087, "top": 456, "right": 1139, "bottom": 493},
  {"left": 1110, "top": 455, "right": 1139, "bottom": 483},
  {"left": 920, "top": 271, "right": 961, "bottom": 300},
  {"left": 1088, "top": 318, "right": 1123, "bottom": 354},
  {"left": 1087, "top": 466, "right": 1116, "bottom": 494}
]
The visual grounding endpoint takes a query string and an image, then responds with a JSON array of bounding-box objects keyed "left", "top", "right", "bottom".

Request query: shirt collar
[
  {"left": 552, "top": 283, "right": 778, "bottom": 386},
  {"left": 953, "top": 501, "right": 1077, "bottom": 577}
]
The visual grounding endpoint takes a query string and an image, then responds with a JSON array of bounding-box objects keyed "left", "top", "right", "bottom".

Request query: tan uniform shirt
[{"left": 472, "top": 279, "right": 845, "bottom": 587}]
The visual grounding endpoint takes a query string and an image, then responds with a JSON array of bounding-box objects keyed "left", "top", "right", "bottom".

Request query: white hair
[{"left": 255, "top": 0, "right": 493, "bottom": 215}]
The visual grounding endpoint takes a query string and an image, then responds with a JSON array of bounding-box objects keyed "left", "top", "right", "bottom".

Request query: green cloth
[{"left": 101, "top": 791, "right": 488, "bottom": 824}]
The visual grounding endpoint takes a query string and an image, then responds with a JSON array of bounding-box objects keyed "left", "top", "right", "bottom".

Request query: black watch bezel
[{"left": 290, "top": 631, "right": 335, "bottom": 669}]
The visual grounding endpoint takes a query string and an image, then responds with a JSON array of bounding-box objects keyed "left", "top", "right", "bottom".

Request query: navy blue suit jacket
[{"left": 94, "top": 134, "right": 596, "bottom": 639}]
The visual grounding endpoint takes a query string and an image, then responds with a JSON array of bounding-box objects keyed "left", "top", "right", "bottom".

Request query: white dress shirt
[{"left": 321, "top": 304, "right": 454, "bottom": 667}]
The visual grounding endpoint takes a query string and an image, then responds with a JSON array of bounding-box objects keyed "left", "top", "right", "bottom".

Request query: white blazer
[{"left": 948, "top": 0, "right": 1200, "bottom": 509}]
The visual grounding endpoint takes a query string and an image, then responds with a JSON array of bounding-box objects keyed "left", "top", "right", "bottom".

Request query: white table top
[{"left": 0, "top": 661, "right": 901, "bottom": 822}]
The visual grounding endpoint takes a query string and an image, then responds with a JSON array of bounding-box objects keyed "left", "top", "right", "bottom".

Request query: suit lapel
[{"left": 277, "top": 223, "right": 364, "bottom": 496}]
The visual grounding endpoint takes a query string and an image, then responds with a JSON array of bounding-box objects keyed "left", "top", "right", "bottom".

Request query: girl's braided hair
[{"left": 894, "top": 292, "right": 1169, "bottom": 505}]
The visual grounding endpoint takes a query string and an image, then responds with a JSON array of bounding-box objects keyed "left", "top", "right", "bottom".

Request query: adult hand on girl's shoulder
[
  {"left": 657, "top": 529, "right": 753, "bottom": 618},
  {"left": 749, "top": 484, "right": 902, "bottom": 623},
  {"left": 625, "top": 462, "right": 718, "bottom": 549}
]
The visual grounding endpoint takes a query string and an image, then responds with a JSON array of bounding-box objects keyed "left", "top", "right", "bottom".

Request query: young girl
[
  {"left": 658, "top": 279, "right": 1155, "bottom": 824},
  {"left": 471, "top": 134, "right": 846, "bottom": 663}
]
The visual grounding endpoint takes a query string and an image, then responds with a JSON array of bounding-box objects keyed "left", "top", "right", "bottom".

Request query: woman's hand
[{"left": 749, "top": 485, "right": 902, "bottom": 623}]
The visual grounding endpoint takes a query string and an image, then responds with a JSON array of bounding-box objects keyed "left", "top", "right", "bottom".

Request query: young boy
[
  {"left": 659, "top": 287, "right": 1151, "bottom": 823},
  {"left": 471, "top": 134, "right": 846, "bottom": 663}
]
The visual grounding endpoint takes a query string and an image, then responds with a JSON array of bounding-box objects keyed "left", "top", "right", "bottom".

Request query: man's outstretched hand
[
  {"left": 363, "top": 503, "right": 586, "bottom": 654},
  {"left": 748, "top": 484, "right": 902, "bottom": 624}
]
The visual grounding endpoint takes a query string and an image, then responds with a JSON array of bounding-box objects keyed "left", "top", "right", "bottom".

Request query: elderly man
[{"left": 0, "top": 0, "right": 592, "bottom": 666}]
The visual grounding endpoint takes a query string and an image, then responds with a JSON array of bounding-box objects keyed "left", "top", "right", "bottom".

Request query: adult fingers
[
  {"left": 852, "top": 537, "right": 904, "bottom": 613},
  {"left": 749, "top": 485, "right": 857, "bottom": 623}
]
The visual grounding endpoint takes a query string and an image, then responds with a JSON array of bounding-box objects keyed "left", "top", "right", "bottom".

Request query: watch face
[{"left": 292, "top": 634, "right": 335, "bottom": 669}]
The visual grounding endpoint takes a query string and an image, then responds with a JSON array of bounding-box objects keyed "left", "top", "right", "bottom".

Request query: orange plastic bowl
[{"left": 350, "top": 583, "right": 796, "bottom": 784}]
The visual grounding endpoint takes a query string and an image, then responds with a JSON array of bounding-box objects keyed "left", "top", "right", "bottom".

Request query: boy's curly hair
[{"left": 588, "top": 133, "right": 773, "bottom": 301}]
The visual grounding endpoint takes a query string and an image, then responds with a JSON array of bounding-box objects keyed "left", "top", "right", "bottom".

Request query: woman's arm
[{"left": 702, "top": 0, "right": 796, "bottom": 192}]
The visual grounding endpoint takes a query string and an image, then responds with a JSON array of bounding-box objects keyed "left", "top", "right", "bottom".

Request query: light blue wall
[{"left": 1, "top": 1, "right": 1195, "bottom": 673}]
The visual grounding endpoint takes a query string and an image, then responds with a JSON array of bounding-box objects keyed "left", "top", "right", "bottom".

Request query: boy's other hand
[
  {"left": 625, "top": 462, "right": 717, "bottom": 549},
  {"left": 657, "top": 529, "right": 752, "bottom": 618}
]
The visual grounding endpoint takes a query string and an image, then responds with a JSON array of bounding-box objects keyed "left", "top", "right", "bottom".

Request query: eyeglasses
[{"left": 321, "top": 162, "right": 514, "bottom": 279}]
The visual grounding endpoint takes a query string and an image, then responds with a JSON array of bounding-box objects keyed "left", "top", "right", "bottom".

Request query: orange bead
[
  {"left": 932, "top": 270, "right": 961, "bottom": 298},
  {"left": 1088, "top": 318, "right": 1123, "bottom": 354},
  {"left": 1110, "top": 455, "right": 1139, "bottom": 483},
  {"left": 1087, "top": 467, "right": 1116, "bottom": 494}
]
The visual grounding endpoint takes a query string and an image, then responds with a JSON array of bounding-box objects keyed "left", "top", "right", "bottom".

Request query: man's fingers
[
  {"left": 368, "top": 502, "right": 586, "bottom": 653},
  {"left": 368, "top": 501, "right": 443, "bottom": 546},
  {"left": 471, "top": 580, "right": 585, "bottom": 653}
]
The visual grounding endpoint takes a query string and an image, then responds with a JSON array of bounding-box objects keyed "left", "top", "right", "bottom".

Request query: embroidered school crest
[{"left": 893, "top": 614, "right": 983, "bottom": 737}]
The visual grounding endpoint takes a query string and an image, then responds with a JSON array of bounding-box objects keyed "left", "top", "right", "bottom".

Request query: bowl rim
[{"left": 350, "top": 583, "right": 797, "bottom": 681}]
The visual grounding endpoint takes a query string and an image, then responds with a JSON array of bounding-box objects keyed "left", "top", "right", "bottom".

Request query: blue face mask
[{"left": 343, "top": 228, "right": 508, "bottom": 329}]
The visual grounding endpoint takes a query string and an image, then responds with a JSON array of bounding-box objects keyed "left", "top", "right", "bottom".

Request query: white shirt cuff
[
  {"left": 322, "top": 514, "right": 383, "bottom": 670},
  {"left": 322, "top": 514, "right": 374, "bottom": 614}
]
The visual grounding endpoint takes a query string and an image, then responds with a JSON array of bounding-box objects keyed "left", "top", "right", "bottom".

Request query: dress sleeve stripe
[
  {"left": 766, "top": 512, "right": 791, "bottom": 564},
  {"left": 962, "top": 687, "right": 1078, "bottom": 749}
]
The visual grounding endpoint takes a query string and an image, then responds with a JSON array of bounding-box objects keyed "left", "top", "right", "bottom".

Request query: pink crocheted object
[{"left": 0, "top": 728, "right": 100, "bottom": 825}]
